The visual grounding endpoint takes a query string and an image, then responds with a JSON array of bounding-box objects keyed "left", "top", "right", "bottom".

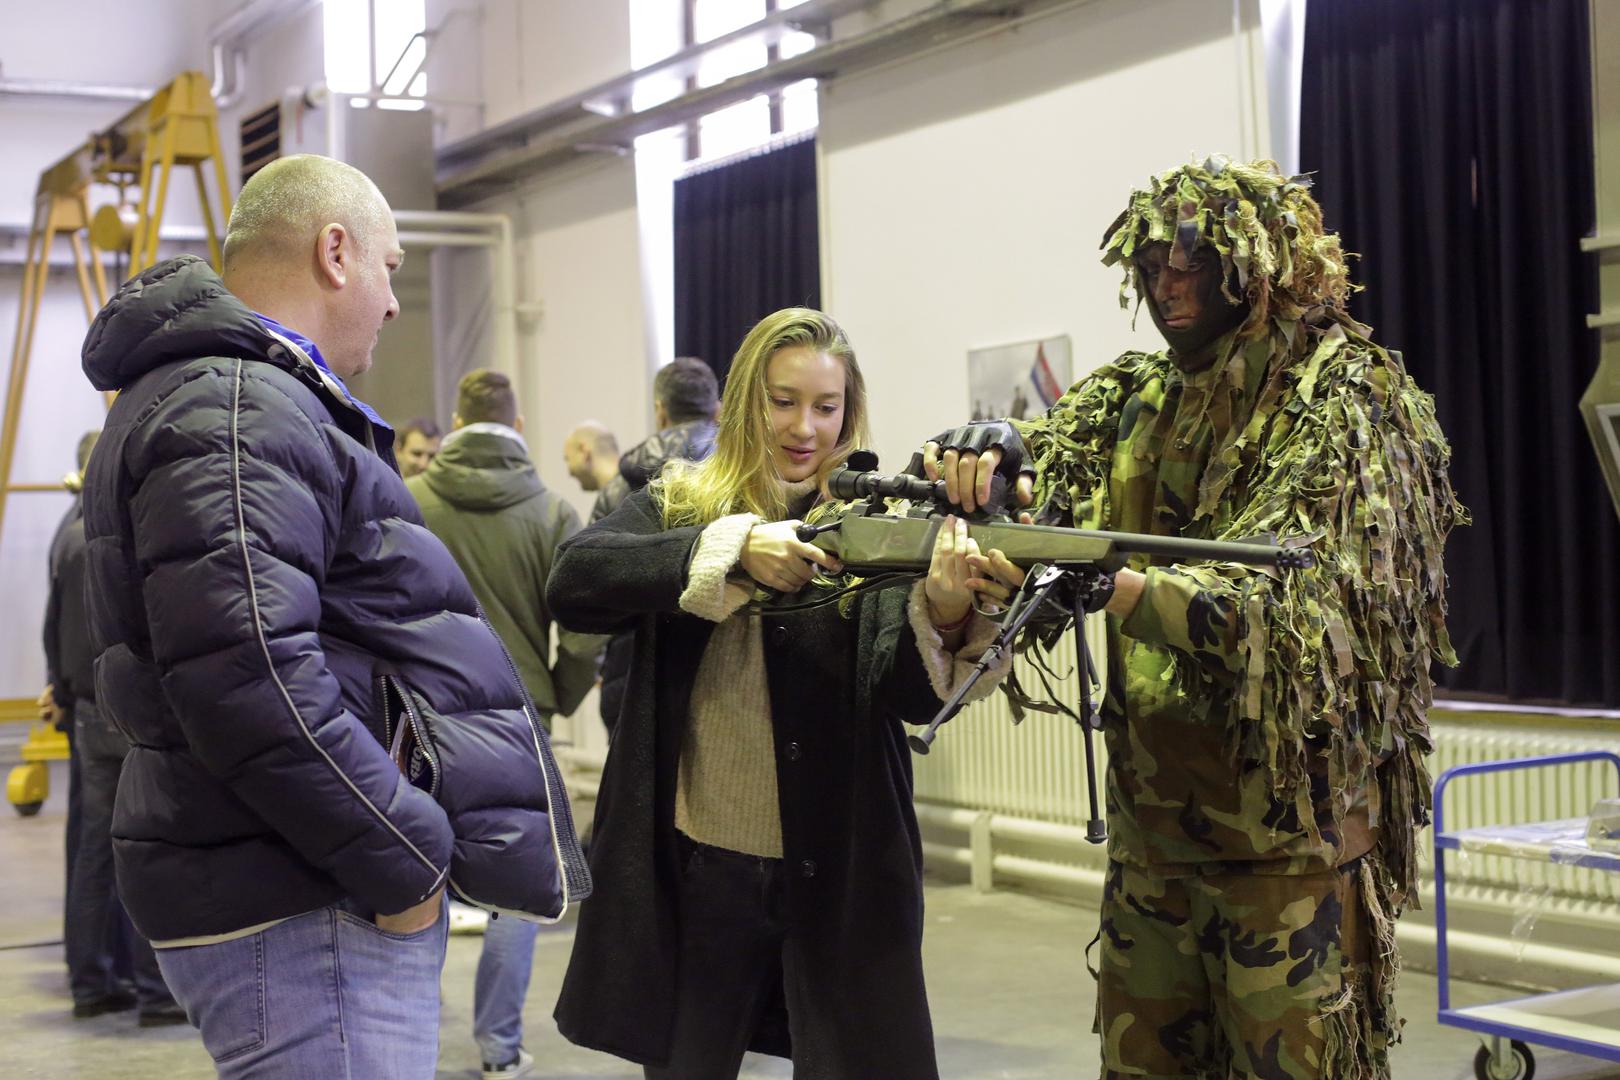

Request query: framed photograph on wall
[{"left": 967, "top": 335, "right": 1072, "bottom": 421}]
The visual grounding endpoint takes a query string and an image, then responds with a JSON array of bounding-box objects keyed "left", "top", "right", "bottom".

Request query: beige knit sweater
[{"left": 674, "top": 508, "right": 1008, "bottom": 858}]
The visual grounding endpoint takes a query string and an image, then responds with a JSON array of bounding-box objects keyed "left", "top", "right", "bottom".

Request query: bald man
[
  {"left": 79, "top": 155, "right": 587, "bottom": 1078},
  {"left": 563, "top": 420, "right": 622, "bottom": 520}
]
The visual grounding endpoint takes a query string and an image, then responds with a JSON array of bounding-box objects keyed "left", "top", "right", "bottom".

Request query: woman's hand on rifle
[{"left": 741, "top": 520, "right": 843, "bottom": 594}]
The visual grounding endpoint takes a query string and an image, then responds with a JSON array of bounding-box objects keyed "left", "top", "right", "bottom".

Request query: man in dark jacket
[
  {"left": 589, "top": 357, "right": 719, "bottom": 734},
  {"left": 43, "top": 429, "right": 184, "bottom": 1025},
  {"left": 79, "top": 154, "right": 588, "bottom": 1079},
  {"left": 408, "top": 368, "right": 603, "bottom": 1080},
  {"left": 40, "top": 432, "right": 95, "bottom": 988}
]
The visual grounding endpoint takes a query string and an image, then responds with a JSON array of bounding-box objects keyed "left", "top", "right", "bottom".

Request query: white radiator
[{"left": 911, "top": 614, "right": 1620, "bottom": 914}]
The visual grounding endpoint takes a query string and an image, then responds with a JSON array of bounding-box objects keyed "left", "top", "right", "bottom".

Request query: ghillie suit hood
[{"left": 1101, "top": 154, "right": 1358, "bottom": 342}]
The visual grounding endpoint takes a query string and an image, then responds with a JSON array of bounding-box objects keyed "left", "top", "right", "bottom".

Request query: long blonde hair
[{"left": 654, "top": 308, "right": 869, "bottom": 528}]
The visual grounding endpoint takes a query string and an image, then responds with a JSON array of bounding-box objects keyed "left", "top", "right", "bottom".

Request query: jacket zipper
[{"left": 385, "top": 674, "right": 441, "bottom": 799}]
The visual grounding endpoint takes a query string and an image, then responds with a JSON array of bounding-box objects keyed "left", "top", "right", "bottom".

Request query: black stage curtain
[
  {"left": 674, "top": 137, "right": 820, "bottom": 384},
  {"left": 1301, "top": 0, "right": 1618, "bottom": 706}
]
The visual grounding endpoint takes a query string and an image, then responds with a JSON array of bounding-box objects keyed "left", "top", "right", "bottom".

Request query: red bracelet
[{"left": 930, "top": 609, "right": 972, "bottom": 633}]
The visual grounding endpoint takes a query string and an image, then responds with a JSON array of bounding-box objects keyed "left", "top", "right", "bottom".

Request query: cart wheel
[
  {"left": 12, "top": 800, "right": 43, "bottom": 817},
  {"left": 1474, "top": 1040, "right": 1534, "bottom": 1080}
]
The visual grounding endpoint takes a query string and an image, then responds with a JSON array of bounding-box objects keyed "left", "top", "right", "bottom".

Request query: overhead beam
[{"left": 437, "top": 0, "right": 1096, "bottom": 207}]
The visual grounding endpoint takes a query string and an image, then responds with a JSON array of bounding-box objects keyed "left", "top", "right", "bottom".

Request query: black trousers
[
  {"left": 66, "top": 702, "right": 171, "bottom": 1008},
  {"left": 646, "top": 835, "right": 813, "bottom": 1080}
]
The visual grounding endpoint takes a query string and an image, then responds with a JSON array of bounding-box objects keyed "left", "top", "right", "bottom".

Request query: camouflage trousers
[{"left": 1093, "top": 858, "right": 1401, "bottom": 1080}]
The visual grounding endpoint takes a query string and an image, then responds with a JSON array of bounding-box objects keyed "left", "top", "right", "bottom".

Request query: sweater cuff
[
  {"left": 906, "top": 581, "right": 1012, "bottom": 705},
  {"left": 679, "top": 513, "right": 763, "bottom": 623}
]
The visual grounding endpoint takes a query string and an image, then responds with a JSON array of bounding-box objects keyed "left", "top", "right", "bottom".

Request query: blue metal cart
[{"left": 1433, "top": 751, "right": 1620, "bottom": 1080}]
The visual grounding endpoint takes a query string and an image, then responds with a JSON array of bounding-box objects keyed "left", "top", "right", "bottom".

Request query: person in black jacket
[
  {"left": 547, "top": 308, "right": 1022, "bottom": 1079},
  {"left": 43, "top": 429, "right": 184, "bottom": 1025},
  {"left": 79, "top": 154, "right": 587, "bottom": 1079},
  {"left": 40, "top": 432, "right": 95, "bottom": 990},
  {"left": 591, "top": 356, "right": 719, "bottom": 737}
]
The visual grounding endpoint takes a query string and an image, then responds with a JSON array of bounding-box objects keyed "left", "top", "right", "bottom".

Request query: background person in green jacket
[{"left": 408, "top": 368, "right": 605, "bottom": 1080}]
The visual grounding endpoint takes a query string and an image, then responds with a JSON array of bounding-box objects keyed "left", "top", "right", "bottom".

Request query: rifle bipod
[{"left": 908, "top": 563, "right": 1108, "bottom": 844}]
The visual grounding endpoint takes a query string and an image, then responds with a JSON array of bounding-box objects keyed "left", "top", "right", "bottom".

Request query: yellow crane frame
[{"left": 2, "top": 71, "right": 232, "bottom": 815}]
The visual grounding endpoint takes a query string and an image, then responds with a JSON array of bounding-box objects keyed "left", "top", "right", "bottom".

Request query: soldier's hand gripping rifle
[{"left": 794, "top": 450, "right": 1316, "bottom": 843}]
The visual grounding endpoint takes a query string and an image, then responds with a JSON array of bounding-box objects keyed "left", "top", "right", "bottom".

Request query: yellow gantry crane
[{"left": 3, "top": 71, "right": 232, "bottom": 814}]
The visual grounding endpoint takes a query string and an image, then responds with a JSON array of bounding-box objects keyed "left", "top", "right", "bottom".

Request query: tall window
[
  {"left": 630, "top": 0, "right": 819, "bottom": 163},
  {"left": 631, "top": 0, "right": 822, "bottom": 368},
  {"left": 686, "top": 0, "right": 818, "bottom": 163},
  {"left": 322, "top": 0, "right": 428, "bottom": 111}
]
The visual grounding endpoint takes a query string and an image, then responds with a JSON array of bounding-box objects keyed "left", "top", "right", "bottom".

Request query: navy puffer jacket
[{"left": 80, "top": 256, "right": 589, "bottom": 942}]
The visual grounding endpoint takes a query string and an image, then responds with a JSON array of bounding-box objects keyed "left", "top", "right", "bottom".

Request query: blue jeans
[
  {"left": 473, "top": 913, "right": 540, "bottom": 1064},
  {"left": 155, "top": 898, "right": 447, "bottom": 1078}
]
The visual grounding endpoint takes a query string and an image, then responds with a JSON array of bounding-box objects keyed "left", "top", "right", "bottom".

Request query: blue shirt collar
[{"left": 253, "top": 312, "right": 392, "bottom": 433}]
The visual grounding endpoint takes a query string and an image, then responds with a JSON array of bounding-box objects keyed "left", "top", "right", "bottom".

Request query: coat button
[
  {"left": 784, "top": 741, "right": 802, "bottom": 761},
  {"left": 800, "top": 859, "right": 817, "bottom": 878},
  {"left": 769, "top": 623, "right": 789, "bottom": 647}
]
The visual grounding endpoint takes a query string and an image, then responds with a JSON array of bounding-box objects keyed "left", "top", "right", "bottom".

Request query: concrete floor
[{"left": 3, "top": 763, "right": 1617, "bottom": 1079}]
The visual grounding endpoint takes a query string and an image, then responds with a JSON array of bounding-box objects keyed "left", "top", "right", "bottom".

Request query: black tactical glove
[{"left": 929, "top": 421, "right": 1035, "bottom": 484}]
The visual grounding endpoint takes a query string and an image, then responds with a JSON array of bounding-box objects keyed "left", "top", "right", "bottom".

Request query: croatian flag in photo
[{"left": 1029, "top": 343, "right": 1063, "bottom": 408}]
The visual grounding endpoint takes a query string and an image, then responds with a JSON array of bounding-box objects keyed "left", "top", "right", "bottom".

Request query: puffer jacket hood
[
  {"left": 423, "top": 427, "right": 543, "bottom": 513},
  {"left": 83, "top": 255, "right": 277, "bottom": 392}
]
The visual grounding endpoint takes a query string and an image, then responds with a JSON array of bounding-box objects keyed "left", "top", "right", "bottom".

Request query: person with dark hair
[
  {"left": 589, "top": 357, "right": 722, "bottom": 736},
  {"left": 924, "top": 157, "right": 1464, "bottom": 1079},
  {"left": 79, "top": 154, "right": 586, "bottom": 1078},
  {"left": 407, "top": 368, "right": 604, "bottom": 1080},
  {"left": 397, "top": 416, "right": 442, "bottom": 478}
]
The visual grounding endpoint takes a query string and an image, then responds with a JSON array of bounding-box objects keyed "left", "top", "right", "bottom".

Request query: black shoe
[
  {"left": 137, "top": 1001, "right": 189, "bottom": 1027},
  {"left": 72, "top": 991, "right": 138, "bottom": 1018}
]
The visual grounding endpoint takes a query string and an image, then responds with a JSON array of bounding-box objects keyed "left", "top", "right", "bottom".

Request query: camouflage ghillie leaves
[
  {"left": 1014, "top": 159, "right": 1466, "bottom": 912},
  {"left": 1101, "top": 155, "right": 1357, "bottom": 336}
]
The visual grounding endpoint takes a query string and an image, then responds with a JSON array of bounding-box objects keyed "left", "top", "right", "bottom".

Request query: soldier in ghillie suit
[{"left": 925, "top": 157, "right": 1464, "bottom": 1079}]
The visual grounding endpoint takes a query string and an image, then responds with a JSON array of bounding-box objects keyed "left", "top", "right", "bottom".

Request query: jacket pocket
[{"left": 374, "top": 673, "right": 441, "bottom": 800}]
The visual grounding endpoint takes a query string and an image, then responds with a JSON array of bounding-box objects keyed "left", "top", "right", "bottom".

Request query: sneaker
[
  {"left": 72, "top": 991, "right": 137, "bottom": 1018},
  {"left": 449, "top": 900, "right": 489, "bottom": 935},
  {"left": 137, "top": 1001, "right": 189, "bottom": 1027},
  {"left": 482, "top": 1047, "right": 534, "bottom": 1079}
]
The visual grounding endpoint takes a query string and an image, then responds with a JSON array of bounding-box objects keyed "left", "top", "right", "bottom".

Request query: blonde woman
[{"left": 547, "top": 309, "right": 1018, "bottom": 1079}]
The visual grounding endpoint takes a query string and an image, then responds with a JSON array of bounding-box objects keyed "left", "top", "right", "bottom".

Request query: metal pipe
[
  {"left": 438, "top": 0, "right": 1099, "bottom": 200},
  {"left": 397, "top": 231, "right": 496, "bottom": 249},
  {"left": 1397, "top": 921, "right": 1620, "bottom": 985},
  {"left": 0, "top": 78, "right": 151, "bottom": 104},
  {"left": 208, "top": 0, "right": 319, "bottom": 109},
  {"left": 393, "top": 210, "right": 510, "bottom": 229},
  {"left": 990, "top": 853, "right": 1105, "bottom": 893},
  {"left": 555, "top": 746, "right": 607, "bottom": 771}
]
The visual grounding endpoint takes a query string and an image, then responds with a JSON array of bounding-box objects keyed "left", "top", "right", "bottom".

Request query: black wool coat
[{"left": 547, "top": 489, "right": 943, "bottom": 1077}]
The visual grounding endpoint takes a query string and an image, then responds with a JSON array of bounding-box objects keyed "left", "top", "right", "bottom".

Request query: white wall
[
  {"left": 495, "top": 156, "right": 651, "bottom": 526},
  {"left": 428, "top": 0, "right": 652, "bottom": 525},
  {"left": 819, "top": 0, "right": 1268, "bottom": 471},
  {"left": 0, "top": 1, "right": 228, "bottom": 700},
  {"left": 425, "top": 0, "right": 637, "bottom": 144}
]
